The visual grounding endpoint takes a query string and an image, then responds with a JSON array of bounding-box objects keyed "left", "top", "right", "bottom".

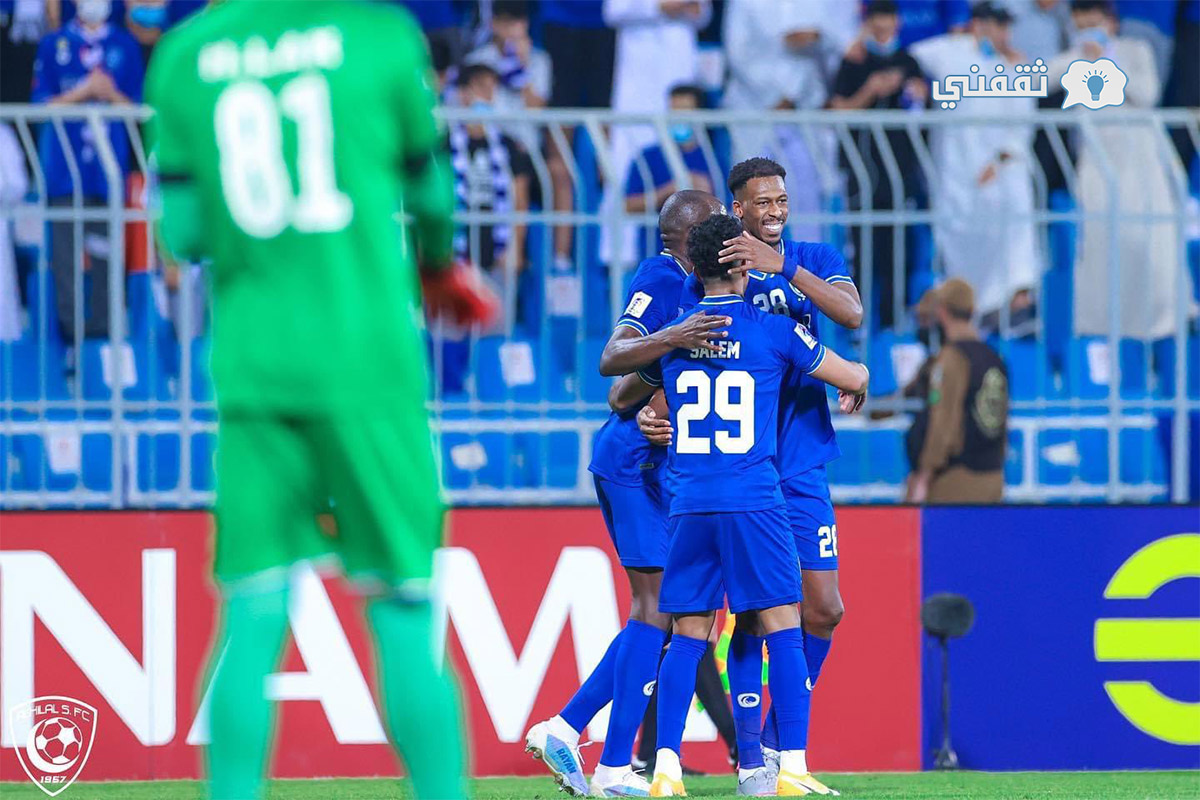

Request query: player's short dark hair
[
  {"left": 687, "top": 215, "right": 743, "bottom": 283},
  {"left": 457, "top": 62, "right": 500, "bottom": 89},
  {"left": 864, "top": 0, "right": 898, "bottom": 18},
  {"left": 669, "top": 83, "right": 707, "bottom": 109},
  {"left": 1070, "top": 0, "right": 1116, "bottom": 16},
  {"left": 727, "top": 157, "right": 786, "bottom": 196},
  {"left": 493, "top": 0, "right": 530, "bottom": 20}
]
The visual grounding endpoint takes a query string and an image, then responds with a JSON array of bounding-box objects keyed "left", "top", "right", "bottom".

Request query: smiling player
[
  {"left": 640, "top": 157, "right": 864, "bottom": 791},
  {"left": 637, "top": 214, "right": 868, "bottom": 797}
]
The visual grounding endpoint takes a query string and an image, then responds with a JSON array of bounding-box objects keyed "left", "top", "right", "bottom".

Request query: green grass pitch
[{"left": 2, "top": 772, "right": 1198, "bottom": 799}]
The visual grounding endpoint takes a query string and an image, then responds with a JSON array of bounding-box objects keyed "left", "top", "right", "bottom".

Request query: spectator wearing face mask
[
  {"left": 449, "top": 64, "right": 534, "bottom": 278},
  {"left": 33, "top": 0, "right": 143, "bottom": 341},
  {"left": 831, "top": 0, "right": 928, "bottom": 329},
  {"left": 463, "top": 0, "right": 551, "bottom": 148},
  {"left": 622, "top": 84, "right": 719, "bottom": 259},
  {"left": 125, "top": 0, "right": 203, "bottom": 59}
]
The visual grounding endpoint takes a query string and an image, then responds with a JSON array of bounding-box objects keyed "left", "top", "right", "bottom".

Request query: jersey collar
[
  {"left": 698, "top": 294, "right": 743, "bottom": 306},
  {"left": 661, "top": 250, "right": 688, "bottom": 278}
]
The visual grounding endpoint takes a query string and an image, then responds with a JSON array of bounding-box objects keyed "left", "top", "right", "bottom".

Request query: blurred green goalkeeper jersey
[{"left": 146, "top": 0, "right": 451, "bottom": 413}]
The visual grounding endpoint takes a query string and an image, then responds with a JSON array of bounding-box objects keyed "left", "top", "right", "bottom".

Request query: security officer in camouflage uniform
[{"left": 905, "top": 278, "right": 1009, "bottom": 503}]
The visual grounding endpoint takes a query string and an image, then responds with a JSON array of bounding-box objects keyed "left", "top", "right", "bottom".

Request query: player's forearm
[
  {"left": 812, "top": 350, "right": 869, "bottom": 395},
  {"left": 405, "top": 150, "right": 455, "bottom": 270},
  {"left": 599, "top": 330, "right": 678, "bottom": 376},
  {"left": 608, "top": 372, "right": 656, "bottom": 413},
  {"left": 790, "top": 270, "right": 863, "bottom": 329}
]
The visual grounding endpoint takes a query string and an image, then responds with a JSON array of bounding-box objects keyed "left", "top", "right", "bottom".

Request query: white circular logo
[
  {"left": 26, "top": 717, "right": 82, "bottom": 774},
  {"left": 642, "top": 681, "right": 657, "bottom": 697},
  {"left": 736, "top": 693, "right": 761, "bottom": 708}
]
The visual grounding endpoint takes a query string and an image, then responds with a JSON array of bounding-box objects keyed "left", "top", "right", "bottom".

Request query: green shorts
[{"left": 214, "top": 409, "right": 444, "bottom": 595}]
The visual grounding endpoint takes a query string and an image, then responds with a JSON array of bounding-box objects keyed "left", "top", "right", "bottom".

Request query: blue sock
[
  {"left": 560, "top": 628, "right": 624, "bottom": 734},
  {"left": 727, "top": 631, "right": 766, "bottom": 768},
  {"left": 761, "top": 703, "right": 779, "bottom": 751},
  {"left": 765, "top": 629, "right": 811, "bottom": 751},
  {"left": 803, "top": 630, "right": 833, "bottom": 689},
  {"left": 600, "top": 620, "right": 667, "bottom": 767},
  {"left": 654, "top": 634, "right": 708, "bottom": 756}
]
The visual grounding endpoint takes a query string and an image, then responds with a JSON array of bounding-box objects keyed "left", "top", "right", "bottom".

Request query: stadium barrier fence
[{"left": 0, "top": 105, "right": 1197, "bottom": 508}]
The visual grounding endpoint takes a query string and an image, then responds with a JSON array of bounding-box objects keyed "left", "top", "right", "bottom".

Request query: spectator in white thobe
[
  {"left": 0, "top": 123, "right": 28, "bottom": 342},
  {"left": 911, "top": 2, "right": 1042, "bottom": 323},
  {"left": 600, "top": 0, "right": 710, "bottom": 268},
  {"left": 1048, "top": 0, "right": 1193, "bottom": 339}
]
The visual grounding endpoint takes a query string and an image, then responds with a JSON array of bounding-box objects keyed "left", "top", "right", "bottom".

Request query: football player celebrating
[
  {"left": 641, "top": 158, "right": 863, "bottom": 791},
  {"left": 640, "top": 214, "right": 867, "bottom": 797},
  {"left": 525, "top": 190, "right": 726, "bottom": 797}
]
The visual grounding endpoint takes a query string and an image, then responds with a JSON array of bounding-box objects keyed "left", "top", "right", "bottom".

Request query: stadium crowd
[
  {"left": 0, "top": 0, "right": 1197, "bottom": 509},
  {"left": 1, "top": 0, "right": 1197, "bottom": 346}
]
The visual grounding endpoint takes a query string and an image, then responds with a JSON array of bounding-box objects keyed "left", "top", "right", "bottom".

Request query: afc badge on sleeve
[{"left": 624, "top": 291, "right": 653, "bottom": 318}]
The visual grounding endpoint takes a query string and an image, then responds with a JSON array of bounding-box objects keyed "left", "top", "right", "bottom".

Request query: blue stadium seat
[
  {"left": 1000, "top": 339, "right": 1059, "bottom": 401},
  {"left": 80, "top": 339, "right": 170, "bottom": 403},
  {"left": 191, "top": 431, "right": 217, "bottom": 492},
  {"left": 582, "top": 337, "right": 610, "bottom": 406},
  {"left": 0, "top": 434, "right": 9, "bottom": 492},
  {"left": 1119, "top": 426, "right": 1167, "bottom": 485},
  {"left": 827, "top": 428, "right": 906, "bottom": 486},
  {"left": 136, "top": 432, "right": 181, "bottom": 492},
  {"left": 10, "top": 424, "right": 82, "bottom": 492},
  {"left": 1152, "top": 335, "right": 1200, "bottom": 399},
  {"left": 441, "top": 429, "right": 524, "bottom": 489},
  {"left": 23, "top": 269, "right": 63, "bottom": 349},
  {"left": 474, "top": 337, "right": 542, "bottom": 404},
  {"left": 81, "top": 433, "right": 113, "bottom": 492},
  {"left": 1005, "top": 428, "right": 1024, "bottom": 486},
  {"left": 1065, "top": 338, "right": 1149, "bottom": 400},
  {"left": 0, "top": 341, "right": 69, "bottom": 402},
  {"left": 1037, "top": 427, "right": 1108, "bottom": 486},
  {"left": 519, "top": 430, "right": 582, "bottom": 489}
]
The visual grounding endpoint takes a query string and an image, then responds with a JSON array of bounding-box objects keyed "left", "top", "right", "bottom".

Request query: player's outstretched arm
[
  {"left": 598, "top": 312, "right": 731, "bottom": 376},
  {"left": 811, "top": 348, "right": 870, "bottom": 397},
  {"left": 608, "top": 372, "right": 658, "bottom": 414}
]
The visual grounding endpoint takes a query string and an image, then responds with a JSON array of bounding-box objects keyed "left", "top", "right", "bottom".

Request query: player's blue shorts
[
  {"left": 782, "top": 465, "right": 839, "bottom": 571},
  {"left": 593, "top": 473, "right": 668, "bottom": 569},
  {"left": 659, "top": 506, "right": 802, "bottom": 615}
]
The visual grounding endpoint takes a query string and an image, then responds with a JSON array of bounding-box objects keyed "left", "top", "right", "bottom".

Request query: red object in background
[
  {"left": 0, "top": 508, "right": 920, "bottom": 783},
  {"left": 125, "top": 173, "right": 149, "bottom": 274}
]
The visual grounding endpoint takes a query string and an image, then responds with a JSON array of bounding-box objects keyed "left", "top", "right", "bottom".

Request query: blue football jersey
[
  {"left": 679, "top": 240, "right": 854, "bottom": 478},
  {"left": 588, "top": 252, "right": 689, "bottom": 486},
  {"left": 649, "top": 294, "right": 827, "bottom": 515}
]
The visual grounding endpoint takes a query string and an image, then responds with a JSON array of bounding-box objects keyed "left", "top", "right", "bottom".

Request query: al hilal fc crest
[{"left": 9, "top": 696, "right": 98, "bottom": 797}]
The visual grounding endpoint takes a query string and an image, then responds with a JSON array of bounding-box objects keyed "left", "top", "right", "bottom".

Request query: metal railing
[{"left": 0, "top": 104, "right": 1196, "bottom": 508}]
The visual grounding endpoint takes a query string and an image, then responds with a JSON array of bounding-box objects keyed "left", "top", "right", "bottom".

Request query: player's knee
[
  {"left": 629, "top": 593, "right": 670, "bottom": 630},
  {"left": 805, "top": 597, "right": 845, "bottom": 633}
]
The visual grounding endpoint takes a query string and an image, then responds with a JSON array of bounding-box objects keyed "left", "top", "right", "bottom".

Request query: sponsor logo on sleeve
[
  {"left": 794, "top": 323, "right": 817, "bottom": 349},
  {"left": 625, "top": 292, "right": 653, "bottom": 319}
]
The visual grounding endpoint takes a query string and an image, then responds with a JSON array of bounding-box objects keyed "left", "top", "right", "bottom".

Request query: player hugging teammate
[{"left": 527, "top": 158, "right": 868, "bottom": 797}]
